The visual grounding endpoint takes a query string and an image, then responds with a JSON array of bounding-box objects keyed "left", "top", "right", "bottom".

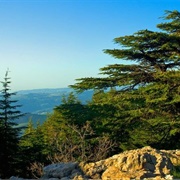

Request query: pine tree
[
  {"left": 0, "top": 70, "right": 24, "bottom": 178},
  {"left": 71, "top": 10, "right": 180, "bottom": 150}
]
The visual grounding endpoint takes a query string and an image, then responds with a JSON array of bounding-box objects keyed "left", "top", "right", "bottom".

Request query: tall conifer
[
  {"left": 0, "top": 70, "right": 23, "bottom": 178},
  {"left": 71, "top": 10, "right": 180, "bottom": 150}
]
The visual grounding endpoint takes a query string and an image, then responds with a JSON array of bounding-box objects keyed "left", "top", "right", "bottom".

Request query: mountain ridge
[
  {"left": 13, "top": 88, "right": 93, "bottom": 126},
  {"left": 16, "top": 87, "right": 72, "bottom": 95}
]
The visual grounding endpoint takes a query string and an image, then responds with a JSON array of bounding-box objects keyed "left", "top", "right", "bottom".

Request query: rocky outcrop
[{"left": 41, "top": 146, "right": 180, "bottom": 180}]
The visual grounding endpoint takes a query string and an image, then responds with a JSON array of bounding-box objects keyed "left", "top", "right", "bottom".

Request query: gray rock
[{"left": 42, "top": 162, "right": 81, "bottom": 179}]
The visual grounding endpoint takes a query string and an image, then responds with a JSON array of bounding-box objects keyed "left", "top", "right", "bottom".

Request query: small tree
[{"left": 0, "top": 70, "right": 24, "bottom": 178}]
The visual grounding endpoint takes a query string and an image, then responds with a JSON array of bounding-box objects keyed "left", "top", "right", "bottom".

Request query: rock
[
  {"left": 41, "top": 146, "right": 179, "bottom": 180},
  {"left": 42, "top": 162, "right": 83, "bottom": 179}
]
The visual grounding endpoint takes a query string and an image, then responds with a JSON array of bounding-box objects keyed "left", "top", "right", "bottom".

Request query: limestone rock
[{"left": 41, "top": 146, "right": 179, "bottom": 180}]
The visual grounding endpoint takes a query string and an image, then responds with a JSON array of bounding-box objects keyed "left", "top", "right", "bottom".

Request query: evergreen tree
[
  {"left": 0, "top": 70, "right": 24, "bottom": 178},
  {"left": 71, "top": 10, "right": 180, "bottom": 150}
]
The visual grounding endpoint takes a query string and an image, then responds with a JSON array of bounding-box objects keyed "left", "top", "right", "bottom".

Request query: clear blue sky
[{"left": 0, "top": 0, "right": 180, "bottom": 91}]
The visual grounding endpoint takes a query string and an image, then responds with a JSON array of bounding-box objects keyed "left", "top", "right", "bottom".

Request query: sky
[{"left": 0, "top": 0, "right": 180, "bottom": 91}]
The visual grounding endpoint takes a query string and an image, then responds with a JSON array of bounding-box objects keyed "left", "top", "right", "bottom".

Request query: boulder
[{"left": 42, "top": 146, "right": 178, "bottom": 179}]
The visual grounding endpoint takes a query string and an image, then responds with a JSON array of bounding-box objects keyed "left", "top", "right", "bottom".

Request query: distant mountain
[
  {"left": 14, "top": 88, "right": 93, "bottom": 114},
  {"left": 12, "top": 88, "right": 93, "bottom": 127},
  {"left": 16, "top": 88, "right": 72, "bottom": 95}
]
